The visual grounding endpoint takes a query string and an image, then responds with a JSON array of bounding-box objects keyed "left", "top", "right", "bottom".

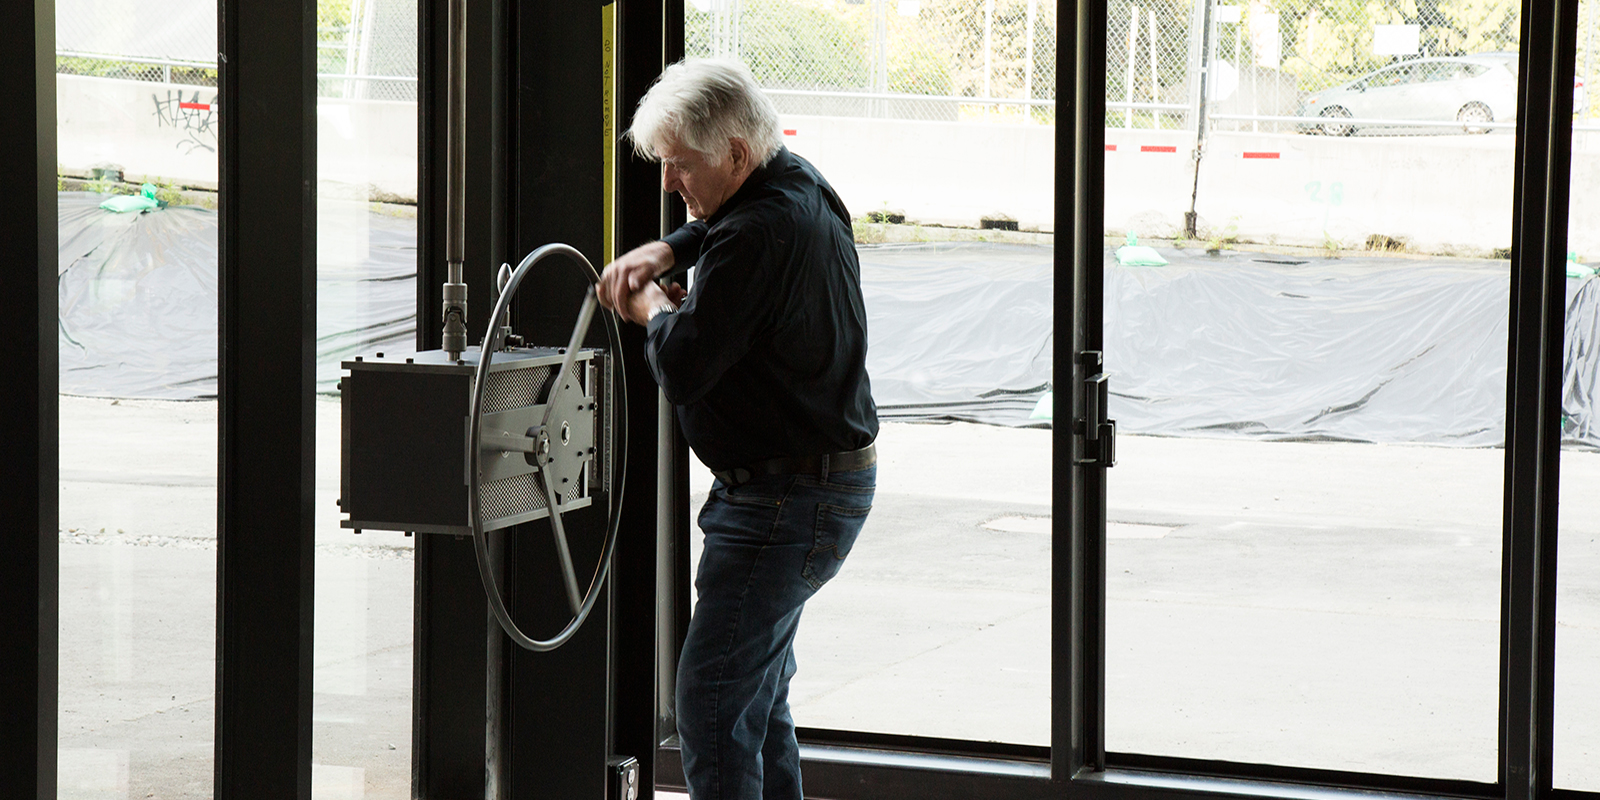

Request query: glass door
[
  {"left": 678, "top": 0, "right": 1057, "bottom": 751},
  {"left": 1102, "top": 0, "right": 1513, "bottom": 781}
]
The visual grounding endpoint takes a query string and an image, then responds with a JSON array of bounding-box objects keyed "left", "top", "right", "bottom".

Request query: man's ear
[{"left": 728, "top": 137, "right": 754, "bottom": 176}]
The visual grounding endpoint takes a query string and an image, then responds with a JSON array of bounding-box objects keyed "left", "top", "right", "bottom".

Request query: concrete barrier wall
[
  {"left": 789, "top": 116, "right": 1600, "bottom": 255},
  {"left": 57, "top": 74, "right": 1600, "bottom": 256},
  {"left": 57, "top": 74, "right": 417, "bottom": 200},
  {"left": 777, "top": 114, "right": 1056, "bottom": 230},
  {"left": 1186, "top": 131, "right": 1518, "bottom": 255}
]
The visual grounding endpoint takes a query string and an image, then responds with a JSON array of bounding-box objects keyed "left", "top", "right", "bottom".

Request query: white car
[{"left": 1298, "top": 53, "right": 1519, "bottom": 136}]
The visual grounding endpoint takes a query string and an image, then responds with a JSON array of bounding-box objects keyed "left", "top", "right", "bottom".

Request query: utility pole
[{"left": 1186, "top": 0, "right": 1215, "bottom": 238}]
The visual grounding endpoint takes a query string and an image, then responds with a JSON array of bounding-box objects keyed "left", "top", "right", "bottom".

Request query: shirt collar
[{"left": 704, "top": 145, "right": 791, "bottom": 227}]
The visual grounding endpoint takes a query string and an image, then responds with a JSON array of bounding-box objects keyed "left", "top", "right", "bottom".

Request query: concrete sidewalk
[{"left": 56, "top": 396, "right": 1600, "bottom": 797}]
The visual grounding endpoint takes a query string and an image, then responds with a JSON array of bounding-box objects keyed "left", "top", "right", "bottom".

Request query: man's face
[{"left": 658, "top": 138, "right": 744, "bottom": 220}]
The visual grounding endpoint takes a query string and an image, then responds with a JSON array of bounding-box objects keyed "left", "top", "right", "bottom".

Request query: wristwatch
[{"left": 649, "top": 302, "right": 677, "bottom": 321}]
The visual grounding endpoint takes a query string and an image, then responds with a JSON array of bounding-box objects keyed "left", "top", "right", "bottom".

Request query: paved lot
[{"left": 56, "top": 396, "right": 1600, "bottom": 797}]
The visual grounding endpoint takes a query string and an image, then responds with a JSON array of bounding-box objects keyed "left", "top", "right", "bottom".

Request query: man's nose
[{"left": 662, "top": 166, "right": 679, "bottom": 192}]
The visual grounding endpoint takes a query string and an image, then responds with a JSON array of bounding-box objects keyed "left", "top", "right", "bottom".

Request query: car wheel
[
  {"left": 1319, "top": 106, "right": 1354, "bottom": 137},
  {"left": 1458, "top": 102, "right": 1493, "bottom": 134}
]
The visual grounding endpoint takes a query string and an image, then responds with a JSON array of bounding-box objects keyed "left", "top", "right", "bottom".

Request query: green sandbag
[
  {"left": 99, "top": 183, "right": 162, "bottom": 214},
  {"left": 1117, "top": 245, "right": 1169, "bottom": 266},
  {"left": 1115, "top": 233, "right": 1167, "bottom": 266},
  {"left": 1568, "top": 251, "right": 1596, "bottom": 279},
  {"left": 1030, "top": 391, "right": 1052, "bottom": 420}
]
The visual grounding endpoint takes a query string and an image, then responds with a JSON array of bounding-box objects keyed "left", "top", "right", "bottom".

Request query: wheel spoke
[
  {"left": 540, "top": 288, "right": 600, "bottom": 435},
  {"left": 543, "top": 469, "right": 584, "bottom": 615}
]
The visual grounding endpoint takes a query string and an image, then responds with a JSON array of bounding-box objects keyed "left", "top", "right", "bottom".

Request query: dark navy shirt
[{"left": 644, "top": 147, "right": 878, "bottom": 472}]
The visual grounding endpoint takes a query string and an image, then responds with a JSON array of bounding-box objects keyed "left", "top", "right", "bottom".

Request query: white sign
[
  {"left": 1249, "top": 10, "right": 1281, "bottom": 68},
  {"left": 1373, "top": 24, "right": 1422, "bottom": 56},
  {"left": 897, "top": 0, "right": 921, "bottom": 17},
  {"left": 1209, "top": 59, "right": 1238, "bottom": 101},
  {"left": 1214, "top": 4, "right": 1242, "bottom": 24}
]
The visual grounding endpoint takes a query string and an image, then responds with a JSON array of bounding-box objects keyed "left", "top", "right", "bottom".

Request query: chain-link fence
[
  {"left": 1106, "top": 0, "right": 1532, "bottom": 135},
  {"left": 686, "top": 0, "right": 1057, "bottom": 122},
  {"left": 55, "top": 0, "right": 417, "bottom": 101},
  {"left": 316, "top": 0, "right": 419, "bottom": 101},
  {"left": 690, "top": 0, "right": 1600, "bottom": 136}
]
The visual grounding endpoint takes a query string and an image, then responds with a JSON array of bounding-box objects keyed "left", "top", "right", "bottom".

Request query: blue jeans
[{"left": 677, "top": 465, "right": 875, "bottom": 800}]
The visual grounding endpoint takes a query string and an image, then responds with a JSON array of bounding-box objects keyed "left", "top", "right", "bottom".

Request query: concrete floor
[{"left": 56, "top": 395, "right": 1600, "bottom": 797}]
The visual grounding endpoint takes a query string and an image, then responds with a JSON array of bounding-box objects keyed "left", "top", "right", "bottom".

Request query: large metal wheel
[{"left": 467, "top": 243, "right": 628, "bottom": 652}]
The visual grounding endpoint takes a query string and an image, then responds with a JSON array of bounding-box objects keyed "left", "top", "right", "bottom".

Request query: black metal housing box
[{"left": 340, "top": 346, "right": 607, "bottom": 535}]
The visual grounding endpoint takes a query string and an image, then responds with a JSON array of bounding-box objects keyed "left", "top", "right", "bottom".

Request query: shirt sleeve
[
  {"left": 659, "top": 220, "right": 710, "bottom": 269},
  {"left": 644, "top": 221, "right": 780, "bottom": 406}
]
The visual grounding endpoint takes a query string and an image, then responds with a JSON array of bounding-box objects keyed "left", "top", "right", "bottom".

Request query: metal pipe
[
  {"left": 441, "top": 0, "right": 469, "bottom": 359},
  {"left": 1186, "top": 0, "right": 1215, "bottom": 238}
]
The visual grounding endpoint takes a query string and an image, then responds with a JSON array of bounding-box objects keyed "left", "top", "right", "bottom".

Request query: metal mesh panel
[
  {"left": 595, "top": 355, "right": 614, "bottom": 494},
  {"left": 481, "top": 471, "right": 547, "bottom": 525},
  {"left": 483, "top": 365, "right": 552, "bottom": 415}
]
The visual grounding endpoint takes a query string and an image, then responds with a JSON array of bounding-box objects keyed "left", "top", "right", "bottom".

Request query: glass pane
[
  {"left": 681, "top": 0, "right": 1054, "bottom": 745},
  {"left": 314, "top": 0, "right": 420, "bottom": 795},
  {"left": 57, "top": 0, "right": 220, "bottom": 793},
  {"left": 1103, "top": 0, "right": 1512, "bottom": 779},
  {"left": 1556, "top": 0, "right": 1600, "bottom": 786}
]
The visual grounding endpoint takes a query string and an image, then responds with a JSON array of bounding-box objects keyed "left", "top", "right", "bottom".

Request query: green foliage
[
  {"left": 929, "top": 0, "right": 1057, "bottom": 99},
  {"left": 1205, "top": 218, "right": 1240, "bottom": 252},
  {"left": 317, "top": 0, "right": 358, "bottom": 77},
  {"left": 730, "top": 0, "right": 872, "bottom": 88},
  {"left": 151, "top": 178, "right": 187, "bottom": 207}
]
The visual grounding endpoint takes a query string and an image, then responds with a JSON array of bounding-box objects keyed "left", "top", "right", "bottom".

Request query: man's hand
[
  {"left": 620, "top": 280, "right": 688, "bottom": 326},
  {"left": 598, "top": 241, "right": 675, "bottom": 313}
]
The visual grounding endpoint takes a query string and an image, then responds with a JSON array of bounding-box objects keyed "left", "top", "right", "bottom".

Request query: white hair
[{"left": 627, "top": 58, "right": 783, "bottom": 167}]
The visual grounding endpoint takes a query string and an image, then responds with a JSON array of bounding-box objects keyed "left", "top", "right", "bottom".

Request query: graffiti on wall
[{"left": 152, "top": 90, "right": 219, "bottom": 154}]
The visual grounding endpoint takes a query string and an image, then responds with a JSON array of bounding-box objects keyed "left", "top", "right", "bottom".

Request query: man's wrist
[{"left": 649, "top": 241, "right": 676, "bottom": 278}]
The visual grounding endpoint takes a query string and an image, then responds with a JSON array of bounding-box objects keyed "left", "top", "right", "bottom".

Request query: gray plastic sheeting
[
  {"left": 1108, "top": 250, "right": 1600, "bottom": 448},
  {"left": 58, "top": 193, "right": 415, "bottom": 398},
  {"left": 857, "top": 243, "right": 1053, "bottom": 426},
  {"left": 1108, "top": 251, "right": 1513, "bottom": 445},
  {"left": 59, "top": 195, "right": 1600, "bottom": 446}
]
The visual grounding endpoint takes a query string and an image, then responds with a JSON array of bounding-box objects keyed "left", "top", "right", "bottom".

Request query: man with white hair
[{"left": 597, "top": 58, "right": 878, "bottom": 800}]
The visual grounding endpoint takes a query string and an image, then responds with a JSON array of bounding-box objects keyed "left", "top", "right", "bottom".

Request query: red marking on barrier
[
  {"left": 179, "top": 102, "right": 211, "bottom": 111},
  {"left": 1140, "top": 145, "right": 1177, "bottom": 153},
  {"left": 1242, "top": 151, "right": 1280, "bottom": 159},
  {"left": 783, "top": 129, "right": 797, "bottom": 136},
  {"left": 1105, "top": 144, "right": 1117, "bottom": 151}
]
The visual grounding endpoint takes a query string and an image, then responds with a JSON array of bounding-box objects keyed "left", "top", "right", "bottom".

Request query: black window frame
[{"left": 2, "top": 0, "right": 1597, "bottom": 798}]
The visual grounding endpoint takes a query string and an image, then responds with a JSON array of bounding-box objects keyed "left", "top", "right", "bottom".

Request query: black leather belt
[{"left": 712, "top": 443, "right": 876, "bottom": 487}]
